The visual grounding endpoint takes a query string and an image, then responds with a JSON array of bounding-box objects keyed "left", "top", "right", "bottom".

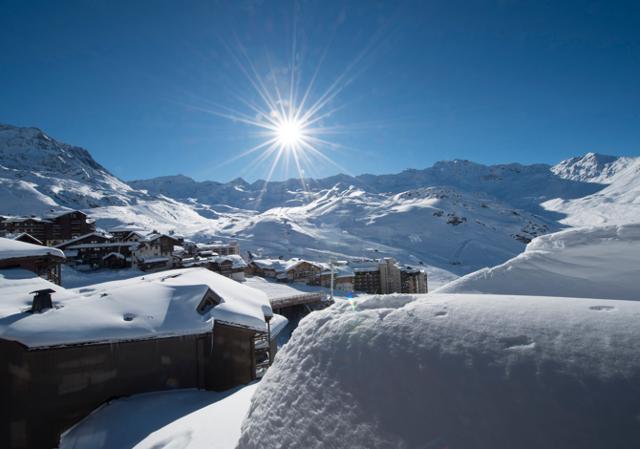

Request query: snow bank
[
  {"left": 238, "top": 293, "right": 640, "bottom": 449},
  {"left": 60, "top": 384, "right": 257, "bottom": 449},
  {"left": 0, "top": 236, "right": 64, "bottom": 260},
  {"left": 436, "top": 224, "right": 640, "bottom": 300},
  {"left": 0, "top": 268, "right": 271, "bottom": 348}
]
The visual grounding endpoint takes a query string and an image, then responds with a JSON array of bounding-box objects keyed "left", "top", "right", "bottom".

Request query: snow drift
[
  {"left": 435, "top": 223, "right": 640, "bottom": 300},
  {"left": 238, "top": 293, "right": 640, "bottom": 449}
]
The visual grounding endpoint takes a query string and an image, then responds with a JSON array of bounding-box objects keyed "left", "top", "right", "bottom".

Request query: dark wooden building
[
  {"left": 0, "top": 211, "right": 95, "bottom": 245},
  {"left": 0, "top": 237, "right": 65, "bottom": 284},
  {"left": 0, "top": 267, "right": 273, "bottom": 449}
]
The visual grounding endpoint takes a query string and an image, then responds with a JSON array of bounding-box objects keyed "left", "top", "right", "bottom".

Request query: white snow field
[
  {"left": 59, "top": 384, "right": 257, "bottom": 449},
  {"left": 238, "top": 293, "right": 640, "bottom": 449},
  {"left": 435, "top": 223, "right": 640, "bottom": 300}
]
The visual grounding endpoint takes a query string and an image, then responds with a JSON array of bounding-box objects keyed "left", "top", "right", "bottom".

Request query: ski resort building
[
  {"left": 351, "top": 258, "right": 428, "bottom": 294},
  {"left": 248, "top": 258, "right": 323, "bottom": 283},
  {"left": 0, "top": 268, "right": 277, "bottom": 449},
  {"left": 2, "top": 232, "right": 43, "bottom": 246},
  {"left": 208, "top": 240, "right": 240, "bottom": 256},
  {"left": 315, "top": 264, "right": 355, "bottom": 292},
  {"left": 0, "top": 210, "right": 95, "bottom": 245},
  {"left": 56, "top": 230, "right": 183, "bottom": 271},
  {"left": 0, "top": 237, "right": 65, "bottom": 284},
  {"left": 400, "top": 265, "right": 428, "bottom": 293}
]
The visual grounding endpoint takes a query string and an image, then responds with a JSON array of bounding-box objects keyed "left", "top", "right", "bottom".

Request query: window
[{"left": 196, "top": 289, "right": 222, "bottom": 314}]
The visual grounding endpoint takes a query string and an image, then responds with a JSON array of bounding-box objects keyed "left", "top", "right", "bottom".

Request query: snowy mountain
[
  {"left": 1, "top": 123, "right": 639, "bottom": 280},
  {"left": 544, "top": 154, "right": 640, "bottom": 226},
  {"left": 551, "top": 151, "right": 635, "bottom": 183},
  {"left": 0, "top": 124, "right": 216, "bottom": 231}
]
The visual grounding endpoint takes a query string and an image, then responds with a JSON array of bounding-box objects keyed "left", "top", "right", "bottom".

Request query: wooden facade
[
  {"left": 0, "top": 323, "right": 259, "bottom": 449},
  {"left": 0, "top": 254, "right": 64, "bottom": 285},
  {"left": 0, "top": 211, "right": 95, "bottom": 245}
]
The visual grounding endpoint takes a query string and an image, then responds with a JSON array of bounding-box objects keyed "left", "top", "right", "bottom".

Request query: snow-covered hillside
[
  {"left": 2, "top": 123, "right": 639, "bottom": 278},
  {"left": 545, "top": 155, "right": 640, "bottom": 226},
  {"left": 436, "top": 223, "right": 640, "bottom": 300}
]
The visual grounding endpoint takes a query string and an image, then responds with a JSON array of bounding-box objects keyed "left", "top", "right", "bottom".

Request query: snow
[
  {"left": 0, "top": 268, "right": 271, "bottom": 348},
  {"left": 544, "top": 157, "right": 640, "bottom": 226},
  {"left": 242, "top": 276, "right": 326, "bottom": 302},
  {"left": 0, "top": 268, "right": 76, "bottom": 318},
  {"left": 60, "top": 384, "right": 257, "bottom": 449},
  {"left": 238, "top": 292, "right": 640, "bottom": 449},
  {"left": 0, "top": 236, "right": 64, "bottom": 260},
  {"left": 5, "top": 122, "right": 630, "bottom": 283},
  {"left": 61, "top": 265, "right": 145, "bottom": 288},
  {"left": 269, "top": 313, "right": 289, "bottom": 339},
  {"left": 436, "top": 223, "right": 640, "bottom": 300}
]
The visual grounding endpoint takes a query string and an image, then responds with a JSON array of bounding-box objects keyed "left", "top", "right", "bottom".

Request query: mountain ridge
[{"left": 1, "top": 122, "right": 638, "bottom": 284}]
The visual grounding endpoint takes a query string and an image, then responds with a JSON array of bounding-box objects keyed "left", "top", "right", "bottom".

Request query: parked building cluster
[
  {"left": 248, "top": 256, "right": 428, "bottom": 294},
  {"left": 0, "top": 210, "right": 95, "bottom": 245}
]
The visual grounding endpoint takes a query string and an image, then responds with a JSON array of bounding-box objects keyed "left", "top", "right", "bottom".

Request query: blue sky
[{"left": 1, "top": 0, "right": 639, "bottom": 182}]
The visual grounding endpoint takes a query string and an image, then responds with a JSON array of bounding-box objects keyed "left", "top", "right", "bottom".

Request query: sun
[{"left": 274, "top": 117, "right": 305, "bottom": 150}]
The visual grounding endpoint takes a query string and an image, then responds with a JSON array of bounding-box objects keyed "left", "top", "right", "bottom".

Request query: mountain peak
[{"left": 552, "top": 152, "right": 630, "bottom": 183}]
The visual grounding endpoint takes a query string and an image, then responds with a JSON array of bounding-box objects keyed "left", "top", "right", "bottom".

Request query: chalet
[
  {"left": 0, "top": 267, "right": 278, "bottom": 449},
  {"left": 206, "top": 240, "right": 240, "bottom": 256},
  {"left": 133, "top": 233, "right": 182, "bottom": 271},
  {"left": 0, "top": 237, "right": 65, "bottom": 284},
  {"left": 107, "top": 224, "right": 148, "bottom": 240},
  {"left": 3, "top": 232, "right": 43, "bottom": 246},
  {"left": 210, "top": 255, "right": 247, "bottom": 281},
  {"left": 0, "top": 217, "right": 50, "bottom": 243},
  {"left": 351, "top": 260, "right": 383, "bottom": 294},
  {"left": 0, "top": 211, "right": 95, "bottom": 245},
  {"left": 248, "top": 258, "right": 287, "bottom": 278},
  {"left": 45, "top": 210, "right": 96, "bottom": 243},
  {"left": 55, "top": 232, "right": 112, "bottom": 252},
  {"left": 249, "top": 258, "right": 323, "bottom": 283},
  {"left": 64, "top": 241, "right": 137, "bottom": 269},
  {"left": 315, "top": 264, "right": 355, "bottom": 292}
]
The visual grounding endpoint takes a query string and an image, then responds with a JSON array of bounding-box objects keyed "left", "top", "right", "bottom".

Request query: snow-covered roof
[
  {"left": 44, "top": 209, "right": 86, "bottom": 219},
  {"left": 102, "top": 252, "right": 125, "bottom": 260},
  {"left": 251, "top": 258, "right": 289, "bottom": 272},
  {"left": 68, "top": 242, "right": 138, "bottom": 250},
  {"left": 400, "top": 265, "right": 425, "bottom": 274},
  {"left": 55, "top": 232, "right": 111, "bottom": 248},
  {"left": 319, "top": 265, "right": 355, "bottom": 279},
  {"left": 0, "top": 237, "right": 65, "bottom": 261},
  {"left": 349, "top": 261, "right": 379, "bottom": 273},
  {"left": 269, "top": 313, "right": 288, "bottom": 339},
  {"left": 108, "top": 224, "right": 147, "bottom": 233},
  {"left": 0, "top": 268, "right": 272, "bottom": 348},
  {"left": 251, "top": 258, "right": 319, "bottom": 273},
  {"left": 2, "top": 216, "right": 51, "bottom": 223},
  {"left": 214, "top": 254, "right": 247, "bottom": 269},
  {"left": 139, "top": 256, "right": 170, "bottom": 264},
  {"left": 4, "top": 232, "right": 44, "bottom": 245},
  {"left": 243, "top": 276, "right": 325, "bottom": 302}
]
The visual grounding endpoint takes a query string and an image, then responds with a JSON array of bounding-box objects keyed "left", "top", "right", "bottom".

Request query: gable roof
[
  {"left": 0, "top": 268, "right": 271, "bottom": 348},
  {"left": 0, "top": 237, "right": 65, "bottom": 261},
  {"left": 55, "top": 232, "right": 111, "bottom": 249}
]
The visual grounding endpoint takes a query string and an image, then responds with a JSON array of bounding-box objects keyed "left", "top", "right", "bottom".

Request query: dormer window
[{"left": 197, "top": 288, "right": 222, "bottom": 314}]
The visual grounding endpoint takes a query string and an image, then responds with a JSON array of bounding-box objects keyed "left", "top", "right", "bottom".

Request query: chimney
[{"left": 29, "top": 289, "right": 56, "bottom": 313}]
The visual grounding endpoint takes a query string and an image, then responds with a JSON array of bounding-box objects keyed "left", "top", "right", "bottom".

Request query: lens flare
[{"left": 274, "top": 117, "right": 305, "bottom": 150}]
